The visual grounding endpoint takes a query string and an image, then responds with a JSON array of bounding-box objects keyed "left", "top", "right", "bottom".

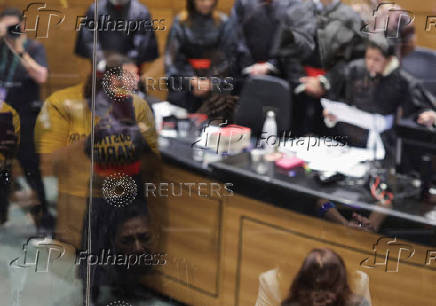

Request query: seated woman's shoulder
[
  {"left": 348, "top": 294, "right": 370, "bottom": 306},
  {"left": 215, "top": 11, "right": 228, "bottom": 22},
  {"left": 176, "top": 10, "right": 189, "bottom": 22}
]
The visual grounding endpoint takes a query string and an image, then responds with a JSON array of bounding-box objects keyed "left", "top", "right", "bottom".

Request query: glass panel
[{"left": 1, "top": 0, "right": 95, "bottom": 306}]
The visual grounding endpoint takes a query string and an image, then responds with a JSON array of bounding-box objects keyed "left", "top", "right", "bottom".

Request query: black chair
[
  {"left": 234, "top": 75, "right": 291, "bottom": 137},
  {"left": 401, "top": 47, "right": 436, "bottom": 96},
  {"left": 396, "top": 48, "right": 436, "bottom": 179}
]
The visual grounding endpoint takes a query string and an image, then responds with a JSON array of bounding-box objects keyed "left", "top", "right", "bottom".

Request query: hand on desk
[
  {"left": 318, "top": 199, "right": 391, "bottom": 233},
  {"left": 348, "top": 213, "right": 374, "bottom": 232},
  {"left": 417, "top": 111, "right": 436, "bottom": 128}
]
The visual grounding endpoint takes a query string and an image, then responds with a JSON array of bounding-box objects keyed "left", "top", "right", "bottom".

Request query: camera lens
[{"left": 7, "top": 24, "right": 22, "bottom": 39}]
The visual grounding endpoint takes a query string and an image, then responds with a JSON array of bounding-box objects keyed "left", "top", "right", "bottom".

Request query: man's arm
[{"left": 5, "top": 36, "right": 48, "bottom": 84}]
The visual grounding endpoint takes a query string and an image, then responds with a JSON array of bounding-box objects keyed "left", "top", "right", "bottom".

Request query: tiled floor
[{"left": 0, "top": 178, "right": 181, "bottom": 306}]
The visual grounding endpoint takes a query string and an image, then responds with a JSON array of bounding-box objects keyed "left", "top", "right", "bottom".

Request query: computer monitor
[{"left": 234, "top": 75, "right": 291, "bottom": 137}]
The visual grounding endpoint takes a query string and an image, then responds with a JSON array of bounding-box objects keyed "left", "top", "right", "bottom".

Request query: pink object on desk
[{"left": 275, "top": 156, "right": 305, "bottom": 170}]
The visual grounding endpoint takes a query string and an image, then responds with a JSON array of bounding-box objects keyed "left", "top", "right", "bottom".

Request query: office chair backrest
[
  {"left": 234, "top": 75, "right": 291, "bottom": 137},
  {"left": 402, "top": 47, "right": 436, "bottom": 96}
]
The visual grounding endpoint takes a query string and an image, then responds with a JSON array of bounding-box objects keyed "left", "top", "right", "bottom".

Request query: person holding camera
[{"left": 0, "top": 8, "right": 52, "bottom": 230}]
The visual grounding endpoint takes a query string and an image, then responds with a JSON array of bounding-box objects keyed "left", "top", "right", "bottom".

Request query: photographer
[{"left": 0, "top": 8, "right": 51, "bottom": 230}]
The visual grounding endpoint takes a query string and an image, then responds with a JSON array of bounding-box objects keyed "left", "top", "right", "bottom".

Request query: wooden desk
[{"left": 144, "top": 163, "right": 436, "bottom": 306}]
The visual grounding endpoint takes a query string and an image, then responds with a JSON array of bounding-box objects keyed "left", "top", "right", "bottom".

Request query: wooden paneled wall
[{"left": 0, "top": 0, "right": 435, "bottom": 100}]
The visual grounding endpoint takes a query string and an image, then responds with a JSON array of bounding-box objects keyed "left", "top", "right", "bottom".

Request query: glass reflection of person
[
  {"left": 0, "top": 8, "right": 51, "bottom": 229},
  {"left": 86, "top": 204, "right": 170, "bottom": 305},
  {"left": 79, "top": 55, "right": 162, "bottom": 305},
  {"left": 165, "top": 0, "right": 237, "bottom": 113},
  {"left": 35, "top": 54, "right": 159, "bottom": 249}
]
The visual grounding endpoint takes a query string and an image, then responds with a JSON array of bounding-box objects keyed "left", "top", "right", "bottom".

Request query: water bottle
[
  {"left": 261, "top": 110, "right": 277, "bottom": 153},
  {"left": 420, "top": 154, "right": 432, "bottom": 201}
]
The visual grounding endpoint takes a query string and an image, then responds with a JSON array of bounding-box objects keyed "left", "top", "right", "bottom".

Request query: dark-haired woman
[
  {"left": 282, "top": 248, "right": 369, "bottom": 306},
  {"left": 301, "top": 35, "right": 436, "bottom": 162},
  {"left": 165, "top": 0, "right": 237, "bottom": 115}
]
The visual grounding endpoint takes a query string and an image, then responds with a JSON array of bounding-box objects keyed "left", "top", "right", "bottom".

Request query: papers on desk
[
  {"left": 320, "top": 98, "right": 394, "bottom": 160},
  {"left": 152, "top": 101, "right": 188, "bottom": 132},
  {"left": 278, "top": 137, "right": 374, "bottom": 178}
]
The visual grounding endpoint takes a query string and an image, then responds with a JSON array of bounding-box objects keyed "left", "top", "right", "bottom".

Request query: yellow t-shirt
[
  {"left": 0, "top": 101, "right": 20, "bottom": 168},
  {"left": 35, "top": 83, "right": 158, "bottom": 197}
]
